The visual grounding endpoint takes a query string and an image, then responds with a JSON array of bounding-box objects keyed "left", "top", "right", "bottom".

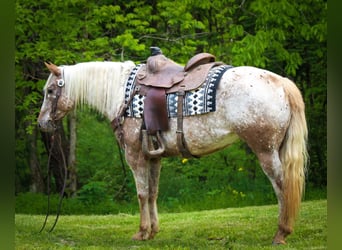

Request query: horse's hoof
[
  {"left": 132, "top": 231, "right": 150, "bottom": 241},
  {"left": 149, "top": 230, "right": 159, "bottom": 239},
  {"left": 272, "top": 240, "right": 286, "bottom": 245}
]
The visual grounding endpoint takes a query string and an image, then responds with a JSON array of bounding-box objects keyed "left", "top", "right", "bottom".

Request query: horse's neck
[{"left": 64, "top": 61, "right": 135, "bottom": 121}]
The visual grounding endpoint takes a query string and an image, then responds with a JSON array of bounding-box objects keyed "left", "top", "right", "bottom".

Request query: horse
[{"left": 37, "top": 59, "right": 308, "bottom": 245}]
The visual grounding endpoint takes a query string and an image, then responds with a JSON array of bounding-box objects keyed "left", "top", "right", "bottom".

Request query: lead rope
[
  {"left": 38, "top": 133, "right": 55, "bottom": 233},
  {"left": 39, "top": 131, "right": 68, "bottom": 233},
  {"left": 49, "top": 132, "right": 68, "bottom": 232}
]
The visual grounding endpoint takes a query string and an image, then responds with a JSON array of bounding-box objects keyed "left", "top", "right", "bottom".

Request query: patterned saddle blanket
[{"left": 124, "top": 64, "right": 233, "bottom": 118}]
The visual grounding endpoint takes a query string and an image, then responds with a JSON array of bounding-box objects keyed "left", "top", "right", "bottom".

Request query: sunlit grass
[{"left": 15, "top": 199, "right": 326, "bottom": 249}]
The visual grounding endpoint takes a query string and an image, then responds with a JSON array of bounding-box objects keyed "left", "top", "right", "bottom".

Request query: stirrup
[{"left": 142, "top": 130, "right": 165, "bottom": 158}]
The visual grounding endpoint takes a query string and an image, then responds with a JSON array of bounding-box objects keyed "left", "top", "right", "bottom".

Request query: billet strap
[{"left": 176, "top": 88, "right": 195, "bottom": 158}]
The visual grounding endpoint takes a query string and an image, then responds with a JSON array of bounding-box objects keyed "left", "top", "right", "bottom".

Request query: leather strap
[
  {"left": 51, "top": 80, "right": 63, "bottom": 121},
  {"left": 176, "top": 88, "right": 194, "bottom": 158},
  {"left": 111, "top": 86, "right": 140, "bottom": 148}
]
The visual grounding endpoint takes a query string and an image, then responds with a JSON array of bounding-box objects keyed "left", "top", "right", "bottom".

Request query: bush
[
  {"left": 15, "top": 192, "right": 139, "bottom": 215},
  {"left": 77, "top": 181, "right": 110, "bottom": 205},
  {"left": 15, "top": 192, "right": 60, "bottom": 215}
]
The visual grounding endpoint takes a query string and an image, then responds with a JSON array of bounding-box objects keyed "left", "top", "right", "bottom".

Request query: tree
[{"left": 15, "top": 0, "right": 326, "bottom": 198}]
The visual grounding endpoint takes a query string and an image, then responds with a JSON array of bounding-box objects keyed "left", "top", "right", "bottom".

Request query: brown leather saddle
[
  {"left": 136, "top": 48, "right": 222, "bottom": 132},
  {"left": 137, "top": 49, "right": 219, "bottom": 93},
  {"left": 132, "top": 47, "right": 223, "bottom": 158}
]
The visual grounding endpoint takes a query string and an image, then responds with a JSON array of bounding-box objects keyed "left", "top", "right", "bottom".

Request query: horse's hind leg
[
  {"left": 148, "top": 158, "right": 161, "bottom": 238},
  {"left": 255, "top": 149, "right": 292, "bottom": 244}
]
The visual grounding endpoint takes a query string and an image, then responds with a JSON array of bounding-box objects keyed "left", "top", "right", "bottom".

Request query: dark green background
[
  {"left": 2, "top": 0, "right": 337, "bottom": 249},
  {"left": 327, "top": 1, "right": 342, "bottom": 249},
  {"left": 0, "top": 1, "right": 14, "bottom": 249}
]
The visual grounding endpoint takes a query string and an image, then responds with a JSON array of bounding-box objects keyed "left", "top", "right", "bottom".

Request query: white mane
[{"left": 61, "top": 61, "right": 135, "bottom": 121}]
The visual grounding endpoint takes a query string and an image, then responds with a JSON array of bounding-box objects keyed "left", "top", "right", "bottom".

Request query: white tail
[{"left": 279, "top": 78, "right": 308, "bottom": 227}]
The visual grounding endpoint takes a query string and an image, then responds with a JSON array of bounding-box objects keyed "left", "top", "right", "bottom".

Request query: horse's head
[{"left": 37, "top": 62, "right": 74, "bottom": 132}]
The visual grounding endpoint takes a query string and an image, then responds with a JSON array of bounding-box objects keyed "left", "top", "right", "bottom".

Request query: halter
[{"left": 50, "top": 69, "right": 65, "bottom": 121}]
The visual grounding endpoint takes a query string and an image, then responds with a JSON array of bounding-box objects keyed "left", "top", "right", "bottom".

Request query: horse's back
[{"left": 218, "top": 66, "right": 292, "bottom": 127}]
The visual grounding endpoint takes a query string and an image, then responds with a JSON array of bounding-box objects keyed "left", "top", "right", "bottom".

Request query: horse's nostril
[{"left": 37, "top": 120, "right": 56, "bottom": 132}]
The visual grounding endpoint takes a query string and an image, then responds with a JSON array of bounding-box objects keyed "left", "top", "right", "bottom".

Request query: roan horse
[{"left": 37, "top": 58, "right": 308, "bottom": 244}]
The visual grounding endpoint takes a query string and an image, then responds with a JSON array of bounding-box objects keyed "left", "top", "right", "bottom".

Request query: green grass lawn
[{"left": 15, "top": 199, "right": 326, "bottom": 249}]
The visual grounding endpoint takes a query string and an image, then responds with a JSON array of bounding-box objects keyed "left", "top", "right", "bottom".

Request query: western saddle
[{"left": 113, "top": 47, "right": 223, "bottom": 158}]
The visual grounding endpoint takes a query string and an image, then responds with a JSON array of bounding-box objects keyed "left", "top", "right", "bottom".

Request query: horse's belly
[{"left": 163, "top": 115, "right": 239, "bottom": 156}]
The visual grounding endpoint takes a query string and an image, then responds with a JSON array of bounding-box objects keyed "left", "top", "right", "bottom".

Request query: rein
[
  {"left": 39, "top": 73, "right": 68, "bottom": 233},
  {"left": 39, "top": 132, "right": 68, "bottom": 233}
]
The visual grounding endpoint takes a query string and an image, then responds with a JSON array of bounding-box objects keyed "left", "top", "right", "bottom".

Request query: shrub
[
  {"left": 77, "top": 181, "right": 110, "bottom": 205},
  {"left": 15, "top": 192, "right": 60, "bottom": 214}
]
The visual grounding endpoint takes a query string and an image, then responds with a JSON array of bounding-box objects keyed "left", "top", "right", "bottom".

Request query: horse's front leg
[
  {"left": 148, "top": 158, "right": 161, "bottom": 238},
  {"left": 126, "top": 150, "right": 152, "bottom": 240}
]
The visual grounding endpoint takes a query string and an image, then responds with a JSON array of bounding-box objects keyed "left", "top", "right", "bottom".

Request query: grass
[{"left": 15, "top": 199, "right": 326, "bottom": 249}]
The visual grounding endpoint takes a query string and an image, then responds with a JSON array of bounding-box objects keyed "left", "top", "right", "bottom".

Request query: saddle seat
[
  {"left": 133, "top": 47, "right": 223, "bottom": 158},
  {"left": 136, "top": 52, "right": 220, "bottom": 94}
]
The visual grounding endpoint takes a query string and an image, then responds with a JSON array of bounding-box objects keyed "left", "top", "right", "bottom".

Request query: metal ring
[{"left": 57, "top": 79, "right": 65, "bottom": 87}]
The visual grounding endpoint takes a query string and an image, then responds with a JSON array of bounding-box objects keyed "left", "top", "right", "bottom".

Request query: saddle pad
[{"left": 124, "top": 64, "right": 233, "bottom": 118}]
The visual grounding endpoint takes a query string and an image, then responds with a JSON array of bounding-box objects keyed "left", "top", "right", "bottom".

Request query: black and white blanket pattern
[{"left": 124, "top": 64, "right": 233, "bottom": 118}]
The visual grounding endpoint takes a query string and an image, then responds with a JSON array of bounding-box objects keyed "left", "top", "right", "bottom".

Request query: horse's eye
[{"left": 47, "top": 89, "right": 54, "bottom": 94}]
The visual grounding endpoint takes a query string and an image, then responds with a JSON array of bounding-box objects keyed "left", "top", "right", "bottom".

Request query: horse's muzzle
[{"left": 38, "top": 119, "right": 56, "bottom": 132}]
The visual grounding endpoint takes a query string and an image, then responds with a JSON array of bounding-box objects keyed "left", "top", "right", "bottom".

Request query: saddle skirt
[{"left": 124, "top": 64, "right": 233, "bottom": 118}]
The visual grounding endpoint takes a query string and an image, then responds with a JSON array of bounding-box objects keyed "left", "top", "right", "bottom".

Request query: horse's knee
[{"left": 137, "top": 191, "right": 149, "bottom": 203}]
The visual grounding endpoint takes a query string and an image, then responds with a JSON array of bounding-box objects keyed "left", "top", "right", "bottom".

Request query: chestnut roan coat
[{"left": 38, "top": 60, "right": 308, "bottom": 245}]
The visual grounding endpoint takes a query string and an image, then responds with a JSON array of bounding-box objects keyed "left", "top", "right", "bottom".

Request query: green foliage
[
  {"left": 158, "top": 142, "right": 279, "bottom": 212},
  {"left": 15, "top": 191, "right": 139, "bottom": 215},
  {"left": 77, "top": 181, "right": 109, "bottom": 205},
  {"left": 75, "top": 107, "right": 136, "bottom": 202},
  {"left": 15, "top": 0, "right": 326, "bottom": 210}
]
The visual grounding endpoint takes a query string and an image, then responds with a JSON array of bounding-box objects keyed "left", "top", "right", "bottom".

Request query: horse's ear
[{"left": 44, "top": 61, "right": 61, "bottom": 76}]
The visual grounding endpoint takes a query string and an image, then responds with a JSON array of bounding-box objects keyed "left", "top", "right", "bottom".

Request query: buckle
[{"left": 57, "top": 79, "right": 65, "bottom": 87}]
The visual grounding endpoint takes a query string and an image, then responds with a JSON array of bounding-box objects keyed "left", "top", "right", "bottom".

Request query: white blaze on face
[
  {"left": 38, "top": 96, "right": 51, "bottom": 121},
  {"left": 38, "top": 79, "right": 53, "bottom": 123},
  {"left": 37, "top": 93, "right": 54, "bottom": 131}
]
